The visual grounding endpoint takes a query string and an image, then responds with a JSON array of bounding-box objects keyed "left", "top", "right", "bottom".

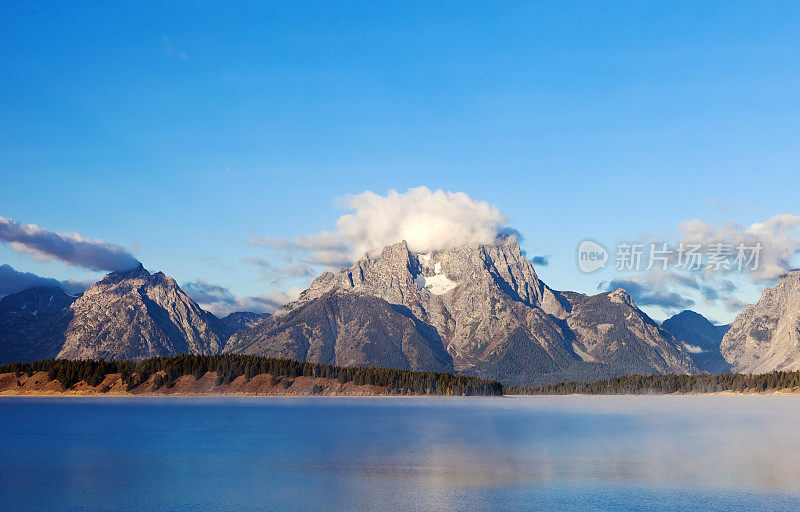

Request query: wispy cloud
[
  {"left": 241, "top": 255, "right": 318, "bottom": 285},
  {"left": 602, "top": 213, "right": 800, "bottom": 320},
  {"left": 162, "top": 36, "right": 189, "bottom": 61},
  {"left": 248, "top": 232, "right": 352, "bottom": 269},
  {"left": 0, "top": 216, "right": 140, "bottom": 272},
  {"left": 723, "top": 296, "right": 748, "bottom": 312},
  {"left": 181, "top": 280, "right": 236, "bottom": 306},
  {"left": 0, "top": 264, "right": 92, "bottom": 297},
  {"left": 182, "top": 279, "right": 300, "bottom": 317}
]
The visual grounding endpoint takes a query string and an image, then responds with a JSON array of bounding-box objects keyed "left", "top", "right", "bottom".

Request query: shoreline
[
  {"left": 5, "top": 371, "right": 800, "bottom": 398},
  {"left": 0, "top": 370, "right": 394, "bottom": 398},
  {"left": 5, "top": 390, "right": 800, "bottom": 399}
]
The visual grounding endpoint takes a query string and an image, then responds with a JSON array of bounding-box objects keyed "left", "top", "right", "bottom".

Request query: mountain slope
[
  {"left": 0, "top": 287, "right": 76, "bottom": 364},
  {"left": 662, "top": 310, "right": 730, "bottom": 373},
  {"left": 721, "top": 270, "right": 800, "bottom": 373},
  {"left": 564, "top": 289, "right": 698, "bottom": 375},
  {"left": 224, "top": 291, "right": 452, "bottom": 371},
  {"left": 58, "top": 265, "right": 228, "bottom": 360}
]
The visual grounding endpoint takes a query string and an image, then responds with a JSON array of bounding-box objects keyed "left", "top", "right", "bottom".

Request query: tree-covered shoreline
[
  {"left": 0, "top": 354, "right": 505, "bottom": 396},
  {"left": 509, "top": 371, "right": 800, "bottom": 395},
  {"left": 5, "top": 356, "right": 800, "bottom": 396}
]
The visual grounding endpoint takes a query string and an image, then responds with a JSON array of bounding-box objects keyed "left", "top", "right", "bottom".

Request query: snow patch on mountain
[{"left": 415, "top": 273, "right": 459, "bottom": 295}]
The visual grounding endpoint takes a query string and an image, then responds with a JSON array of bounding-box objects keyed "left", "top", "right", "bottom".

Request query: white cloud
[
  {"left": 337, "top": 187, "right": 506, "bottom": 259},
  {"left": 679, "top": 213, "right": 800, "bottom": 280},
  {"left": 604, "top": 213, "right": 800, "bottom": 322},
  {"left": 249, "top": 187, "right": 508, "bottom": 275}
]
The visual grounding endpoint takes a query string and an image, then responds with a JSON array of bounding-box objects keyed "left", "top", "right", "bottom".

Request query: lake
[{"left": 1, "top": 396, "right": 800, "bottom": 511}]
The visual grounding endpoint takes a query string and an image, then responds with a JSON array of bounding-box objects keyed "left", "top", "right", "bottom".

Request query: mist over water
[{"left": 2, "top": 396, "right": 800, "bottom": 511}]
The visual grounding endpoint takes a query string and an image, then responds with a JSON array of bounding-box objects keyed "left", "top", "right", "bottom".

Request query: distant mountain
[
  {"left": 57, "top": 265, "right": 229, "bottom": 360},
  {"left": 218, "top": 311, "right": 270, "bottom": 338},
  {"left": 0, "top": 287, "right": 76, "bottom": 364},
  {"left": 662, "top": 310, "right": 731, "bottom": 374},
  {"left": 564, "top": 289, "right": 698, "bottom": 375},
  {"left": 227, "top": 237, "right": 697, "bottom": 384},
  {"left": 721, "top": 270, "right": 800, "bottom": 373}
]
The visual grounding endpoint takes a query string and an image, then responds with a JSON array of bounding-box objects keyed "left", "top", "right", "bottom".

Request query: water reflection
[{"left": 2, "top": 396, "right": 800, "bottom": 511}]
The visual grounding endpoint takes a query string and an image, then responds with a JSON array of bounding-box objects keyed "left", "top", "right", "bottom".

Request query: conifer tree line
[
  {"left": 0, "top": 354, "right": 504, "bottom": 396},
  {"left": 507, "top": 371, "right": 800, "bottom": 395},
  {"left": 8, "top": 356, "right": 800, "bottom": 395}
]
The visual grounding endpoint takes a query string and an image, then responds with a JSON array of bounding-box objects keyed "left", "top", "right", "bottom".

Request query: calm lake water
[{"left": 2, "top": 396, "right": 800, "bottom": 511}]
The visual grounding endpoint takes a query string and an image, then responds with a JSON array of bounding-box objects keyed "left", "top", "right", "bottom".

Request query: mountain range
[
  {"left": 0, "top": 265, "right": 266, "bottom": 365},
  {"left": 1, "top": 237, "right": 797, "bottom": 384},
  {"left": 223, "top": 236, "right": 702, "bottom": 384}
]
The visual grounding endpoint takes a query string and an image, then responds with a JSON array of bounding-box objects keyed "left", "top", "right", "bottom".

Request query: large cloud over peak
[
  {"left": 0, "top": 216, "right": 140, "bottom": 272},
  {"left": 249, "top": 187, "right": 510, "bottom": 274},
  {"left": 336, "top": 187, "right": 507, "bottom": 258}
]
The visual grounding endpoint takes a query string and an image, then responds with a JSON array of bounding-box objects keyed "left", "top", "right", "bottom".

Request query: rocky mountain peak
[
  {"left": 114, "top": 262, "right": 148, "bottom": 277},
  {"left": 4, "top": 286, "right": 71, "bottom": 303},
  {"left": 608, "top": 288, "right": 635, "bottom": 307},
  {"left": 721, "top": 269, "right": 800, "bottom": 373},
  {"left": 57, "top": 266, "right": 227, "bottom": 360},
  {"left": 355, "top": 240, "right": 413, "bottom": 267},
  {"left": 92, "top": 263, "right": 151, "bottom": 290},
  {"left": 564, "top": 288, "right": 697, "bottom": 376},
  {"left": 0, "top": 287, "right": 74, "bottom": 319},
  {"left": 279, "top": 236, "right": 559, "bottom": 316},
  {"left": 775, "top": 269, "right": 800, "bottom": 289},
  {"left": 667, "top": 309, "right": 706, "bottom": 323}
]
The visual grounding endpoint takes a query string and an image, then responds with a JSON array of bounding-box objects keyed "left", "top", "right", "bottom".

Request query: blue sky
[{"left": 2, "top": 1, "right": 799, "bottom": 322}]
